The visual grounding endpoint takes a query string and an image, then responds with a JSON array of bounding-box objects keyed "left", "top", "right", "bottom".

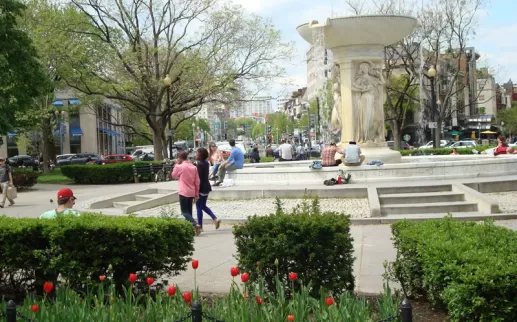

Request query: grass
[{"left": 37, "top": 168, "right": 72, "bottom": 184}]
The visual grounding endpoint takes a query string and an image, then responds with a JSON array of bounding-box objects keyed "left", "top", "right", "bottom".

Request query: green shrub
[
  {"left": 0, "top": 214, "right": 194, "bottom": 295},
  {"left": 233, "top": 198, "right": 355, "bottom": 297},
  {"left": 60, "top": 162, "right": 159, "bottom": 184},
  {"left": 12, "top": 168, "right": 40, "bottom": 188},
  {"left": 400, "top": 145, "right": 495, "bottom": 156},
  {"left": 390, "top": 217, "right": 517, "bottom": 322}
]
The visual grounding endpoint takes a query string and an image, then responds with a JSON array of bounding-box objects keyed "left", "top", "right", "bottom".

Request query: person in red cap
[{"left": 40, "top": 188, "right": 80, "bottom": 219}]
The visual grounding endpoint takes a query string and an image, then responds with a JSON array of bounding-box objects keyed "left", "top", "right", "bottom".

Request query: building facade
[
  {"left": 229, "top": 97, "right": 273, "bottom": 118},
  {"left": 306, "top": 45, "right": 332, "bottom": 101}
]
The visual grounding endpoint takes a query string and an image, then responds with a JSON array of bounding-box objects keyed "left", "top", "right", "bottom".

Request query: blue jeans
[
  {"left": 211, "top": 162, "right": 222, "bottom": 177},
  {"left": 179, "top": 195, "right": 197, "bottom": 226},
  {"left": 196, "top": 194, "right": 217, "bottom": 228}
]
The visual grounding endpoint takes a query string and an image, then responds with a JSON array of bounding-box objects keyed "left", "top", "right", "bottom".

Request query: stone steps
[
  {"left": 379, "top": 191, "right": 464, "bottom": 205},
  {"left": 381, "top": 201, "right": 478, "bottom": 215}
]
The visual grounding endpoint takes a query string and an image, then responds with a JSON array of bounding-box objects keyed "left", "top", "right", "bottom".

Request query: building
[
  {"left": 230, "top": 97, "right": 273, "bottom": 118},
  {"left": 197, "top": 102, "right": 227, "bottom": 141},
  {"left": 276, "top": 98, "right": 289, "bottom": 112},
  {"left": 0, "top": 90, "right": 126, "bottom": 158},
  {"left": 476, "top": 71, "right": 497, "bottom": 116},
  {"left": 306, "top": 45, "right": 332, "bottom": 101}
]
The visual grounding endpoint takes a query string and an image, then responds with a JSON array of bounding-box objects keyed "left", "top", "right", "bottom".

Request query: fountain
[{"left": 297, "top": 15, "right": 419, "bottom": 163}]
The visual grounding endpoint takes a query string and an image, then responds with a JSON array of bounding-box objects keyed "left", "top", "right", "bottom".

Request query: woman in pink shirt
[{"left": 171, "top": 151, "right": 202, "bottom": 236}]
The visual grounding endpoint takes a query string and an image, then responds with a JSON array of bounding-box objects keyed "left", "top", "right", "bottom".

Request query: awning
[
  {"left": 7, "top": 132, "right": 17, "bottom": 138},
  {"left": 70, "top": 125, "right": 83, "bottom": 136},
  {"left": 52, "top": 99, "right": 64, "bottom": 107},
  {"left": 447, "top": 130, "right": 463, "bottom": 136},
  {"left": 98, "top": 128, "right": 120, "bottom": 137},
  {"left": 69, "top": 99, "right": 81, "bottom": 105},
  {"left": 481, "top": 130, "right": 497, "bottom": 134}
]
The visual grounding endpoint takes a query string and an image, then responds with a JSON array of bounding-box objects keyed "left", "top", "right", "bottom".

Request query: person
[
  {"left": 208, "top": 143, "right": 224, "bottom": 180},
  {"left": 321, "top": 142, "right": 342, "bottom": 167},
  {"left": 278, "top": 139, "right": 294, "bottom": 162},
  {"left": 266, "top": 145, "right": 274, "bottom": 157},
  {"left": 195, "top": 148, "right": 221, "bottom": 231},
  {"left": 171, "top": 151, "right": 202, "bottom": 236},
  {"left": 86, "top": 157, "right": 96, "bottom": 165},
  {"left": 343, "top": 141, "right": 365, "bottom": 166},
  {"left": 0, "top": 157, "right": 15, "bottom": 208},
  {"left": 494, "top": 136, "right": 512, "bottom": 156},
  {"left": 40, "top": 188, "right": 80, "bottom": 218},
  {"left": 214, "top": 139, "right": 244, "bottom": 186},
  {"left": 249, "top": 147, "right": 260, "bottom": 163},
  {"left": 450, "top": 148, "right": 459, "bottom": 155}
]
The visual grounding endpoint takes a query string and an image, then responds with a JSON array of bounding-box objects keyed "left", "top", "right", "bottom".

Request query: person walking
[
  {"left": 195, "top": 148, "right": 221, "bottom": 231},
  {"left": 171, "top": 151, "right": 202, "bottom": 236},
  {"left": 214, "top": 139, "right": 244, "bottom": 186},
  {"left": 249, "top": 146, "right": 260, "bottom": 163},
  {"left": 40, "top": 188, "right": 80, "bottom": 218},
  {"left": 0, "top": 157, "right": 15, "bottom": 208}
]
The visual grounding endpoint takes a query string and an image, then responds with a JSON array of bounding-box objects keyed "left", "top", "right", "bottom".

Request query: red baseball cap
[{"left": 57, "top": 188, "right": 76, "bottom": 200}]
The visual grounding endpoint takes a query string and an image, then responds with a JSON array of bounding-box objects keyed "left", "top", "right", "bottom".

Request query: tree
[
  {"left": 497, "top": 108, "right": 517, "bottom": 138},
  {"left": 61, "top": 0, "right": 292, "bottom": 159},
  {"left": 0, "top": 0, "right": 50, "bottom": 135}
]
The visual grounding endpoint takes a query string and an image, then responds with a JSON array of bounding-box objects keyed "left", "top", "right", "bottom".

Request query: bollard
[
  {"left": 191, "top": 300, "right": 202, "bottom": 322},
  {"left": 399, "top": 298, "right": 412, "bottom": 322},
  {"left": 6, "top": 300, "right": 16, "bottom": 322}
]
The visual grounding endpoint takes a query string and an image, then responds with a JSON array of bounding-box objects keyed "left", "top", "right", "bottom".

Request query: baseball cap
[{"left": 57, "top": 188, "right": 76, "bottom": 200}]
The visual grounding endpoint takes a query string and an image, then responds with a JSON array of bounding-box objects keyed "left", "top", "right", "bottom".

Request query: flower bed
[{"left": 390, "top": 217, "right": 517, "bottom": 321}]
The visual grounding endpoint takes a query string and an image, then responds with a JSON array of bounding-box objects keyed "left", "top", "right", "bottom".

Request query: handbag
[
  {"left": 310, "top": 160, "right": 322, "bottom": 170},
  {"left": 7, "top": 186, "right": 17, "bottom": 199}
]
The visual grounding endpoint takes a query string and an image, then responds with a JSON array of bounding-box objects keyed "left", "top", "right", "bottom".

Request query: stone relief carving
[
  {"left": 351, "top": 61, "right": 386, "bottom": 143},
  {"left": 330, "top": 63, "right": 342, "bottom": 129}
]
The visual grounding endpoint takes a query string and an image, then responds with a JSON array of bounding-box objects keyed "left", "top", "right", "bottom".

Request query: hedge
[
  {"left": 0, "top": 214, "right": 194, "bottom": 296},
  {"left": 12, "top": 168, "right": 40, "bottom": 188},
  {"left": 390, "top": 217, "right": 517, "bottom": 321},
  {"left": 233, "top": 198, "right": 355, "bottom": 297},
  {"left": 400, "top": 145, "right": 495, "bottom": 156},
  {"left": 60, "top": 162, "right": 159, "bottom": 184}
]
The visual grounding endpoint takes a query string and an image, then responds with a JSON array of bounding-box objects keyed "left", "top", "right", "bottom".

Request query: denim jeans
[
  {"left": 179, "top": 195, "right": 197, "bottom": 226},
  {"left": 211, "top": 162, "right": 222, "bottom": 177},
  {"left": 216, "top": 163, "right": 238, "bottom": 182},
  {"left": 196, "top": 194, "right": 217, "bottom": 228}
]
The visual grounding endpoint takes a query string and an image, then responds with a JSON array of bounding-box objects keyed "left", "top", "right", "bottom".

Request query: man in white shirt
[
  {"left": 343, "top": 141, "right": 365, "bottom": 166},
  {"left": 278, "top": 140, "right": 294, "bottom": 161}
]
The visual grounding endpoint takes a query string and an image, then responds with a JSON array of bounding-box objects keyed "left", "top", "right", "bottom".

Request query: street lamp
[
  {"left": 54, "top": 110, "right": 66, "bottom": 155},
  {"left": 426, "top": 65, "right": 438, "bottom": 148},
  {"left": 163, "top": 74, "right": 173, "bottom": 160},
  {"left": 465, "top": 50, "right": 474, "bottom": 116},
  {"left": 192, "top": 122, "right": 196, "bottom": 148},
  {"left": 501, "top": 121, "right": 505, "bottom": 137},
  {"left": 478, "top": 122, "right": 481, "bottom": 142}
]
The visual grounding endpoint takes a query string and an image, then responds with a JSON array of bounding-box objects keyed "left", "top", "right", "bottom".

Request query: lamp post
[
  {"left": 501, "top": 121, "right": 505, "bottom": 137},
  {"left": 478, "top": 122, "right": 481, "bottom": 142},
  {"left": 163, "top": 75, "right": 173, "bottom": 160},
  {"left": 427, "top": 66, "right": 438, "bottom": 148},
  {"left": 55, "top": 110, "right": 65, "bottom": 155},
  {"left": 465, "top": 50, "right": 474, "bottom": 116},
  {"left": 192, "top": 122, "right": 196, "bottom": 148}
]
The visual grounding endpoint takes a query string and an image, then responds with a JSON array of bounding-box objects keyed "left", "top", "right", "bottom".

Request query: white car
[
  {"left": 418, "top": 140, "right": 449, "bottom": 149},
  {"left": 449, "top": 141, "right": 477, "bottom": 149}
]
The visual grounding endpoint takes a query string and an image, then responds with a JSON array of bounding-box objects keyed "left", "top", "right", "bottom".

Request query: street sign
[
  {"left": 403, "top": 134, "right": 411, "bottom": 141},
  {"left": 166, "top": 129, "right": 174, "bottom": 137},
  {"left": 428, "top": 122, "right": 437, "bottom": 129}
]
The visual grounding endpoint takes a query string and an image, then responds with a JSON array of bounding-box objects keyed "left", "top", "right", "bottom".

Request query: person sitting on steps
[
  {"left": 213, "top": 139, "right": 244, "bottom": 187},
  {"left": 343, "top": 141, "right": 365, "bottom": 166}
]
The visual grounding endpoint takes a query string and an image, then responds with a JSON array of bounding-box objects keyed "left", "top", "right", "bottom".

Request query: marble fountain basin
[
  {"left": 229, "top": 155, "right": 517, "bottom": 185},
  {"left": 296, "top": 15, "right": 419, "bottom": 48}
]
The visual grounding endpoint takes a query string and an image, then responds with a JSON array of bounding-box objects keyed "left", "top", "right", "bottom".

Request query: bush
[
  {"left": 400, "top": 145, "right": 495, "bottom": 156},
  {"left": 12, "top": 168, "right": 40, "bottom": 188},
  {"left": 0, "top": 214, "right": 194, "bottom": 295},
  {"left": 390, "top": 217, "right": 517, "bottom": 321},
  {"left": 233, "top": 198, "right": 355, "bottom": 297},
  {"left": 60, "top": 162, "right": 159, "bottom": 184}
]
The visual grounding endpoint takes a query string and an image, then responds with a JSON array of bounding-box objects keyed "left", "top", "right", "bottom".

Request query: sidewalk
[{"left": 168, "top": 223, "right": 397, "bottom": 295}]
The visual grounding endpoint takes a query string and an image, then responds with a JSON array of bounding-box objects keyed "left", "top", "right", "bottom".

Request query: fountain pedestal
[{"left": 297, "top": 15, "right": 419, "bottom": 163}]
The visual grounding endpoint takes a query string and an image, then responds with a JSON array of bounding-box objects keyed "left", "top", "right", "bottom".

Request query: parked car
[
  {"left": 56, "top": 154, "right": 75, "bottom": 161},
  {"left": 131, "top": 148, "right": 153, "bottom": 159},
  {"left": 8, "top": 155, "right": 39, "bottom": 170},
  {"left": 102, "top": 154, "right": 133, "bottom": 164},
  {"left": 57, "top": 153, "right": 99, "bottom": 166},
  {"left": 418, "top": 140, "right": 449, "bottom": 149},
  {"left": 387, "top": 141, "right": 412, "bottom": 150},
  {"left": 448, "top": 141, "right": 477, "bottom": 149},
  {"left": 137, "top": 153, "right": 154, "bottom": 161}
]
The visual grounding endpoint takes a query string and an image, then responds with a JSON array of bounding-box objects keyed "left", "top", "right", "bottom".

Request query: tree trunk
[
  {"left": 391, "top": 120, "right": 402, "bottom": 151},
  {"left": 41, "top": 116, "right": 52, "bottom": 174},
  {"left": 434, "top": 119, "right": 442, "bottom": 148}
]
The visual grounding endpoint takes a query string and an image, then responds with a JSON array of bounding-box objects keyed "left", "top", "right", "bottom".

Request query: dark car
[
  {"left": 102, "top": 154, "right": 134, "bottom": 164},
  {"left": 57, "top": 153, "right": 99, "bottom": 166},
  {"left": 8, "top": 155, "right": 39, "bottom": 170}
]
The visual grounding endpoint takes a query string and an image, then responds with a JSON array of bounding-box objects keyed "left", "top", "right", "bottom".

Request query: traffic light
[
  {"left": 266, "top": 125, "right": 271, "bottom": 134},
  {"left": 223, "top": 121, "right": 228, "bottom": 130}
]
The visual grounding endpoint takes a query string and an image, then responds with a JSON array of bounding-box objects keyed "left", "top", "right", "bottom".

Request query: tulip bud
[{"left": 274, "top": 258, "right": 279, "bottom": 266}]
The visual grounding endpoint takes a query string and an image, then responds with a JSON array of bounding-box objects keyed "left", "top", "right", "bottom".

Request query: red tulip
[
  {"left": 99, "top": 275, "right": 106, "bottom": 281},
  {"left": 230, "top": 267, "right": 240, "bottom": 277},
  {"left": 183, "top": 292, "right": 192, "bottom": 303},
  {"left": 289, "top": 272, "right": 298, "bottom": 281},
  {"left": 31, "top": 304, "right": 39, "bottom": 313},
  {"left": 129, "top": 273, "right": 137, "bottom": 283},
  {"left": 146, "top": 277, "right": 154, "bottom": 286},
  {"left": 288, "top": 315, "right": 295, "bottom": 321},
  {"left": 241, "top": 272, "right": 250, "bottom": 283},
  {"left": 325, "top": 297, "right": 334, "bottom": 306},
  {"left": 43, "top": 282, "right": 53, "bottom": 294},
  {"left": 192, "top": 259, "right": 199, "bottom": 269},
  {"left": 168, "top": 285, "right": 177, "bottom": 296},
  {"left": 255, "top": 296, "right": 263, "bottom": 305}
]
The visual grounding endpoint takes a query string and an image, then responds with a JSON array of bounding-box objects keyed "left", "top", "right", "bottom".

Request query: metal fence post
[
  {"left": 399, "top": 298, "right": 412, "bottom": 322},
  {"left": 191, "top": 300, "right": 202, "bottom": 322},
  {"left": 6, "top": 300, "right": 16, "bottom": 322}
]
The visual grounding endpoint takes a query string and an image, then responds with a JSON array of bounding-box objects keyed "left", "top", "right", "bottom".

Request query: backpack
[{"left": 310, "top": 160, "right": 322, "bottom": 170}]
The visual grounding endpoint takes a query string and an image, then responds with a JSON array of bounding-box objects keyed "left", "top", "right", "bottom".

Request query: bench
[{"left": 132, "top": 164, "right": 172, "bottom": 183}]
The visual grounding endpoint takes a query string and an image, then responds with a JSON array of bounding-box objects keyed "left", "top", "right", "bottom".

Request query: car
[
  {"left": 57, "top": 153, "right": 99, "bottom": 166},
  {"left": 8, "top": 155, "right": 39, "bottom": 170},
  {"left": 448, "top": 141, "right": 477, "bottom": 149},
  {"left": 418, "top": 140, "right": 449, "bottom": 149},
  {"left": 131, "top": 148, "right": 153, "bottom": 159},
  {"left": 387, "top": 141, "right": 411, "bottom": 150},
  {"left": 102, "top": 154, "right": 133, "bottom": 164},
  {"left": 56, "top": 154, "right": 75, "bottom": 161}
]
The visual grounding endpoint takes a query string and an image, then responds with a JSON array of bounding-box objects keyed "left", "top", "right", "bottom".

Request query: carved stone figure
[
  {"left": 330, "top": 63, "right": 342, "bottom": 129},
  {"left": 351, "top": 61, "right": 385, "bottom": 143}
]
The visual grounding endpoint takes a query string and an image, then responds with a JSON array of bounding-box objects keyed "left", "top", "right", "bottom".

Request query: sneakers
[
  {"left": 195, "top": 225, "right": 202, "bottom": 236},
  {"left": 344, "top": 173, "right": 352, "bottom": 184},
  {"left": 214, "top": 219, "right": 221, "bottom": 229},
  {"left": 213, "top": 181, "right": 222, "bottom": 187},
  {"left": 9, "top": 201, "right": 14, "bottom": 207}
]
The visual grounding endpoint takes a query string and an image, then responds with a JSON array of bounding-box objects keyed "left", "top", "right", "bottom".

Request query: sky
[{"left": 232, "top": 0, "right": 517, "bottom": 103}]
